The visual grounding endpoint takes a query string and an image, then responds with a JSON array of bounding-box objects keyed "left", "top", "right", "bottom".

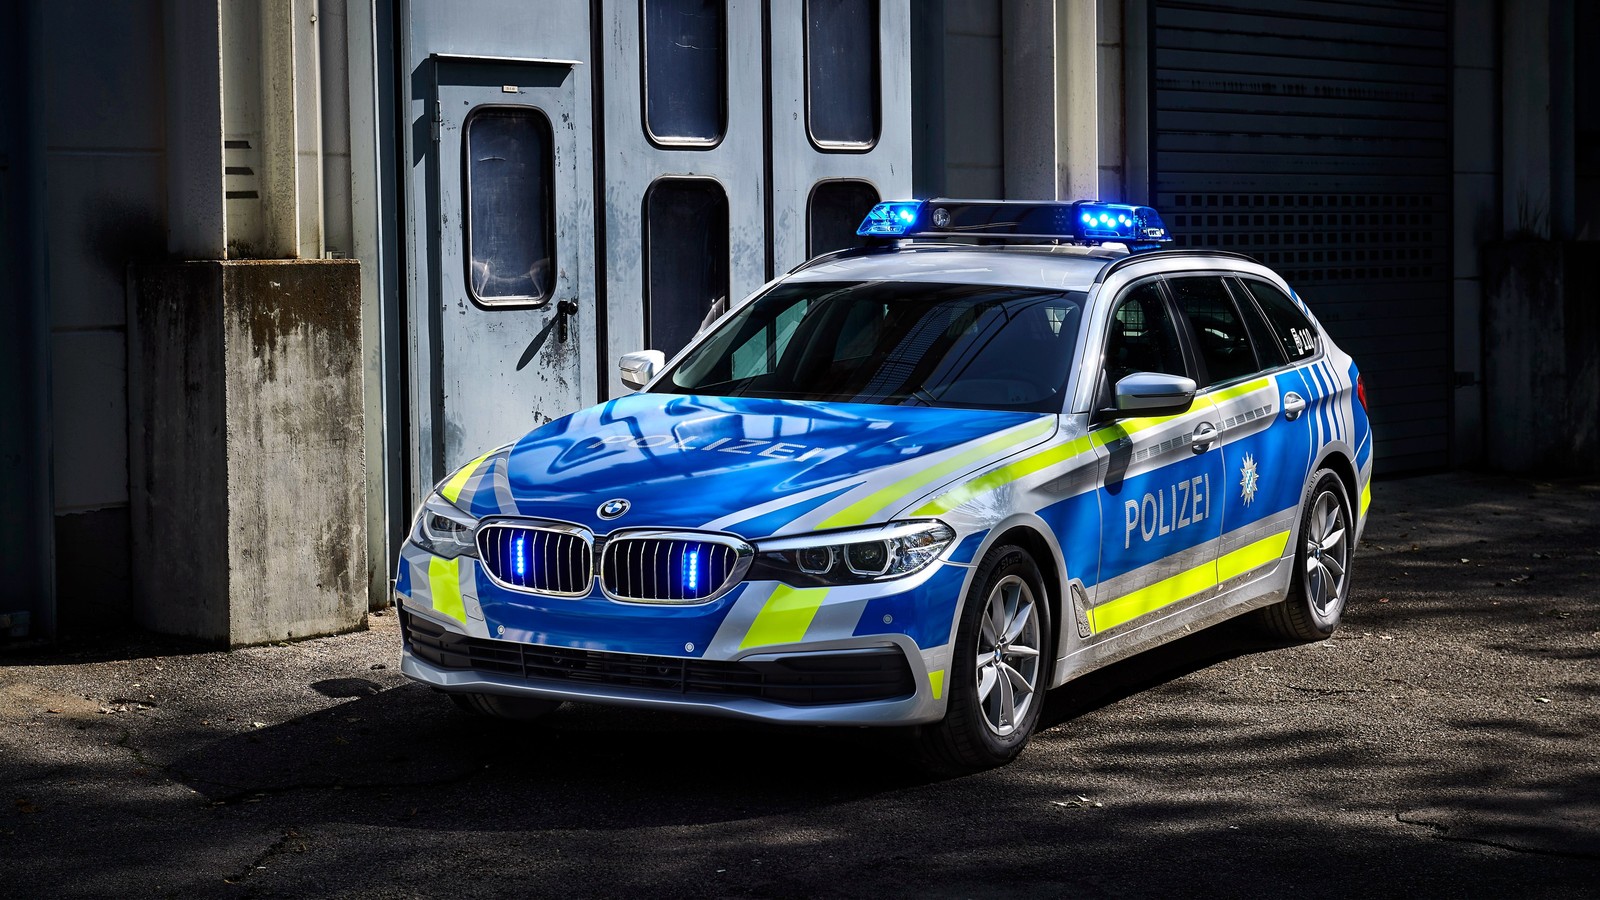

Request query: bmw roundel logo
[{"left": 598, "top": 498, "right": 630, "bottom": 520}]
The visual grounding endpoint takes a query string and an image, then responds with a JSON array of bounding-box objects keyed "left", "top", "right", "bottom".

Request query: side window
[
  {"left": 1105, "top": 282, "right": 1186, "bottom": 388},
  {"left": 1167, "top": 275, "right": 1259, "bottom": 386},
  {"left": 1226, "top": 277, "right": 1287, "bottom": 369},
  {"left": 805, "top": 0, "right": 880, "bottom": 148},
  {"left": 1242, "top": 279, "right": 1319, "bottom": 362},
  {"left": 465, "top": 108, "right": 556, "bottom": 305},
  {"left": 645, "top": 179, "right": 730, "bottom": 358},
  {"left": 642, "top": 0, "right": 727, "bottom": 145}
]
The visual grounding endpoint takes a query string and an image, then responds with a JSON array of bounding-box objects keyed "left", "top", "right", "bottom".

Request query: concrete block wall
[{"left": 130, "top": 260, "right": 367, "bottom": 646}]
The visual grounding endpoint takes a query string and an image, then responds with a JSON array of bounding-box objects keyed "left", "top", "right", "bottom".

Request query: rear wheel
[
  {"left": 1260, "top": 467, "right": 1353, "bottom": 641},
  {"left": 915, "top": 545, "right": 1052, "bottom": 774},
  {"left": 448, "top": 692, "right": 562, "bottom": 721}
]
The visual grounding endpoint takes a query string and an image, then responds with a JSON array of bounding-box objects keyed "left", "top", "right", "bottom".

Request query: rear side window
[
  {"left": 1242, "top": 279, "right": 1319, "bottom": 362},
  {"left": 1166, "top": 276, "right": 1259, "bottom": 386},
  {"left": 1227, "top": 278, "right": 1286, "bottom": 369}
]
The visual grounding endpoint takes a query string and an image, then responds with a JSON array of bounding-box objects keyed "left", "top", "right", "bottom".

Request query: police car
[{"left": 396, "top": 199, "right": 1373, "bottom": 772}]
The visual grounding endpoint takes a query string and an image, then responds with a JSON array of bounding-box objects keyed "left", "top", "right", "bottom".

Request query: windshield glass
[{"left": 658, "top": 281, "right": 1087, "bottom": 412}]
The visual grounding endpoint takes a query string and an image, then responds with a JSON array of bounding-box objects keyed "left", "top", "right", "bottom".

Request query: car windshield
[{"left": 658, "top": 281, "right": 1087, "bottom": 412}]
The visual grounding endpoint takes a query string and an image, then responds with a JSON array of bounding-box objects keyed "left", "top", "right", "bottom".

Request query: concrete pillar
[
  {"left": 164, "top": 0, "right": 227, "bottom": 259},
  {"left": 1502, "top": 0, "right": 1576, "bottom": 239},
  {"left": 1000, "top": 0, "right": 1123, "bottom": 202},
  {"left": 129, "top": 260, "right": 366, "bottom": 645}
]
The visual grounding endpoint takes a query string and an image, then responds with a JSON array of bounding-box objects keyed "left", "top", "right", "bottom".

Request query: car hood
[{"left": 452, "top": 393, "right": 1052, "bottom": 538}]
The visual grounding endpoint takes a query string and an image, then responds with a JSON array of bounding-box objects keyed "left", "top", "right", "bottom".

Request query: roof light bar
[{"left": 855, "top": 199, "right": 1173, "bottom": 250}]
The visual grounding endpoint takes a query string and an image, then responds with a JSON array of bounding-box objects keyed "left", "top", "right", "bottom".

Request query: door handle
[
  {"left": 1283, "top": 392, "right": 1306, "bottom": 421},
  {"left": 555, "top": 299, "right": 579, "bottom": 344},
  {"left": 1191, "top": 421, "right": 1219, "bottom": 453}
]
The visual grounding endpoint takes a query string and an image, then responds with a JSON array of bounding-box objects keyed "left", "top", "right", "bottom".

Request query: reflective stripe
[
  {"left": 928, "top": 668, "right": 945, "bottom": 700},
  {"left": 739, "top": 585, "right": 829, "bottom": 650},
  {"left": 440, "top": 450, "right": 494, "bottom": 505},
  {"left": 1217, "top": 529, "right": 1291, "bottom": 583},
  {"left": 913, "top": 411, "right": 1184, "bottom": 517},
  {"left": 818, "top": 417, "right": 1053, "bottom": 529},
  {"left": 428, "top": 557, "right": 467, "bottom": 624},
  {"left": 1093, "top": 530, "right": 1290, "bottom": 634},
  {"left": 1205, "top": 376, "right": 1272, "bottom": 404},
  {"left": 1360, "top": 481, "right": 1372, "bottom": 517}
]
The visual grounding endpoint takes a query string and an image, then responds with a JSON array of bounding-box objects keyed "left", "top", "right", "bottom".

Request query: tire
[
  {"left": 1259, "top": 467, "right": 1354, "bottom": 641},
  {"left": 915, "top": 545, "right": 1053, "bottom": 775},
  {"left": 448, "top": 691, "right": 562, "bottom": 721}
]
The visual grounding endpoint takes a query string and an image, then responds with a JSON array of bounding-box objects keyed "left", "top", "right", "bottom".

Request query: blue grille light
[
  {"left": 513, "top": 534, "right": 527, "bottom": 579},
  {"left": 682, "top": 546, "right": 701, "bottom": 593},
  {"left": 856, "top": 201, "right": 926, "bottom": 237}
]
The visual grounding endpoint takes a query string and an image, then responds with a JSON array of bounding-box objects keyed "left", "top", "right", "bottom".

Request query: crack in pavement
[
  {"left": 223, "top": 826, "right": 307, "bottom": 886},
  {"left": 1394, "top": 810, "right": 1600, "bottom": 861}
]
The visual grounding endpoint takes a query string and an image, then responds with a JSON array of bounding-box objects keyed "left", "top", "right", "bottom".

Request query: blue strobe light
[
  {"left": 682, "top": 546, "right": 701, "bottom": 593},
  {"left": 513, "top": 533, "right": 528, "bottom": 579},
  {"left": 856, "top": 201, "right": 926, "bottom": 236}
]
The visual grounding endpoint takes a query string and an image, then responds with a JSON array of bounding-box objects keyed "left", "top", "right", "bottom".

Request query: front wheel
[
  {"left": 1259, "top": 467, "right": 1353, "bottom": 641},
  {"left": 915, "top": 545, "right": 1052, "bottom": 774}
]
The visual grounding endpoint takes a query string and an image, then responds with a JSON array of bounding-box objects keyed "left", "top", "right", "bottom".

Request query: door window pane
[
  {"left": 1242, "top": 279, "right": 1319, "bottom": 362},
  {"left": 465, "top": 108, "right": 555, "bottom": 305},
  {"left": 647, "top": 179, "right": 730, "bottom": 357},
  {"left": 806, "top": 0, "right": 879, "bottom": 147},
  {"left": 1105, "top": 283, "right": 1186, "bottom": 387},
  {"left": 1226, "top": 278, "right": 1287, "bottom": 368},
  {"left": 808, "top": 180, "right": 879, "bottom": 257},
  {"left": 643, "top": 0, "right": 726, "bottom": 144},
  {"left": 1168, "top": 276, "right": 1259, "bottom": 385}
]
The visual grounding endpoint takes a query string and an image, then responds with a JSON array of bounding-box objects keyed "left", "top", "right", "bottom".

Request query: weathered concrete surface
[
  {"left": 129, "top": 260, "right": 367, "bottom": 647},
  {"left": 2, "top": 472, "right": 1597, "bottom": 897},
  {"left": 1483, "top": 241, "right": 1600, "bottom": 475}
]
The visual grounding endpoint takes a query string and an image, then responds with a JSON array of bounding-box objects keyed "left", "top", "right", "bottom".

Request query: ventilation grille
[
  {"left": 600, "top": 535, "right": 747, "bottom": 603},
  {"left": 477, "top": 522, "right": 592, "bottom": 597}
]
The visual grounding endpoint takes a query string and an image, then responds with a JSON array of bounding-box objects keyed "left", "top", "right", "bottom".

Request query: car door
[
  {"left": 1167, "top": 274, "right": 1314, "bottom": 605},
  {"left": 1087, "top": 279, "right": 1227, "bottom": 637}
]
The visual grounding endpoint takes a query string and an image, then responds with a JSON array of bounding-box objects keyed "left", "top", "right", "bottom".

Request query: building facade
[{"left": 2, "top": 0, "right": 1594, "bottom": 642}]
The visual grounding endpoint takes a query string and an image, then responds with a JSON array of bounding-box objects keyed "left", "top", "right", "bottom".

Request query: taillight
[{"left": 1356, "top": 374, "right": 1368, "bottom": 411}]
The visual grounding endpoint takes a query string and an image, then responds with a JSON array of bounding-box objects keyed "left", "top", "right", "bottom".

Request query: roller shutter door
[{"left": 1152, "top": 0, "right": 1450, "bottom": 473}]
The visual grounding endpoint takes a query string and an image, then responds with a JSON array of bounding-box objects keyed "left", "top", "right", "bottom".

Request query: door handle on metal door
[
  {"left": 1283, "top": 392, "right": 1306, "bottom": 420},
  {"left": 1191, "top": 421, "right": 1219, "bottom": 453},
  {"left": 555, "top": 299, "right": 579, "bottom": 344}
]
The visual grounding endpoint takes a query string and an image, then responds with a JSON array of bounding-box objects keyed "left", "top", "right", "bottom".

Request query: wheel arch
[
  {"left": 1313, "top": 446, "right": 1360, "bottom": 519},
  {"left": 987, "top": 524, "right": 1065, "bottom": 676}
]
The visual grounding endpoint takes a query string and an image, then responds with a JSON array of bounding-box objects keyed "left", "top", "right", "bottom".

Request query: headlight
[
  {"left": 748, "top": 520, "right": 955, "bottom": 586},
  {"left": 408, "top": 491, "right": 481, "bottom": 559}
]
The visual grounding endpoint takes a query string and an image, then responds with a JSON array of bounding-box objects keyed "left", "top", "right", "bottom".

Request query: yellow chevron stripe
[
  {"left": 1360, "top": 481, "right": 1372, "bottom": 517},
  {"left": 439, "top": 450, "right": 494, "bottom": 504},
  {"left": 427, "top": 557, "right": 467, "bottom": 624},
  {"left": 928, "top": 668, "right": 946, "bottom": 700},
  {"left": 1092, "top": 530, "right": 1289, "bottom": 634},
  {"left": 817, "top": 417, "right": 1053, "bottom": 528},
  {"left": 1206, "top": 376, "right": 1273, "bottom": 404},
  {"left": 739, "top": 585, "right": 829, "bottom": 650},
  {"left": 912, "top": 408, "right": 1195, "bottom": 517}
]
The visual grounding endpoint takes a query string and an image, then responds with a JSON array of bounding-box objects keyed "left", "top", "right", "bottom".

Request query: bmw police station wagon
[{"left": 396, "top": 199, "right": 1373, "bottom": 771}]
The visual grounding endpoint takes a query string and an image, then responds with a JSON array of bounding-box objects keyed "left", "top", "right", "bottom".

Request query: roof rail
[{"left": 1094, "top": 249, "right": 1262, "bottom": 284}]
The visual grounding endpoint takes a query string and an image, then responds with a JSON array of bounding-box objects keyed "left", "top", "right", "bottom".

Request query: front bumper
[{"left": 400, "top": 610, "right": 941, "bottom": 725}]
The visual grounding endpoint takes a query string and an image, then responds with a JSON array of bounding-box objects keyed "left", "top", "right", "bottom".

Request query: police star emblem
[{"left": 1240, "top": 453, "right": 1260, "bottom": 506}]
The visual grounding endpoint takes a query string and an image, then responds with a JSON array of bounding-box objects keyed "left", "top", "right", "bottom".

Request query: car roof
[
  {"left": 784, "top": 244, "right": 1270, "bottom": 294},
  {"left": 783, "top": 244, "right": 1121, "bottom": 293}
]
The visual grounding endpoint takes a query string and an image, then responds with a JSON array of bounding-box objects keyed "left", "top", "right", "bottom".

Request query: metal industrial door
[
  {"left": 1151, "top": 0, "right": 1451, "bottom": 473},
  {"left": 769, "top": 0, "right": 914, "bottom": 274}
]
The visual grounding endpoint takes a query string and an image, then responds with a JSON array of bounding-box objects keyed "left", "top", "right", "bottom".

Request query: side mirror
[
  {"left": 1111, "top": 372, "right": 1197, "bottom": 417},
  {"left": 619, "top": 350, "right": 666, "bottom": 390}
]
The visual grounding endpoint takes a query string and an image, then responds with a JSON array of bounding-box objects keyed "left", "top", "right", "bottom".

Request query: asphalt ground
[{"left": 2, "top": 471, "right": 1598, "bottom": 899}]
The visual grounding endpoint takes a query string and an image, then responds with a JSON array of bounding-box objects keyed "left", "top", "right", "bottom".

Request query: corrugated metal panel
[{"left": 1153, "top": 0, "right": 1450, "bottom": 473}]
